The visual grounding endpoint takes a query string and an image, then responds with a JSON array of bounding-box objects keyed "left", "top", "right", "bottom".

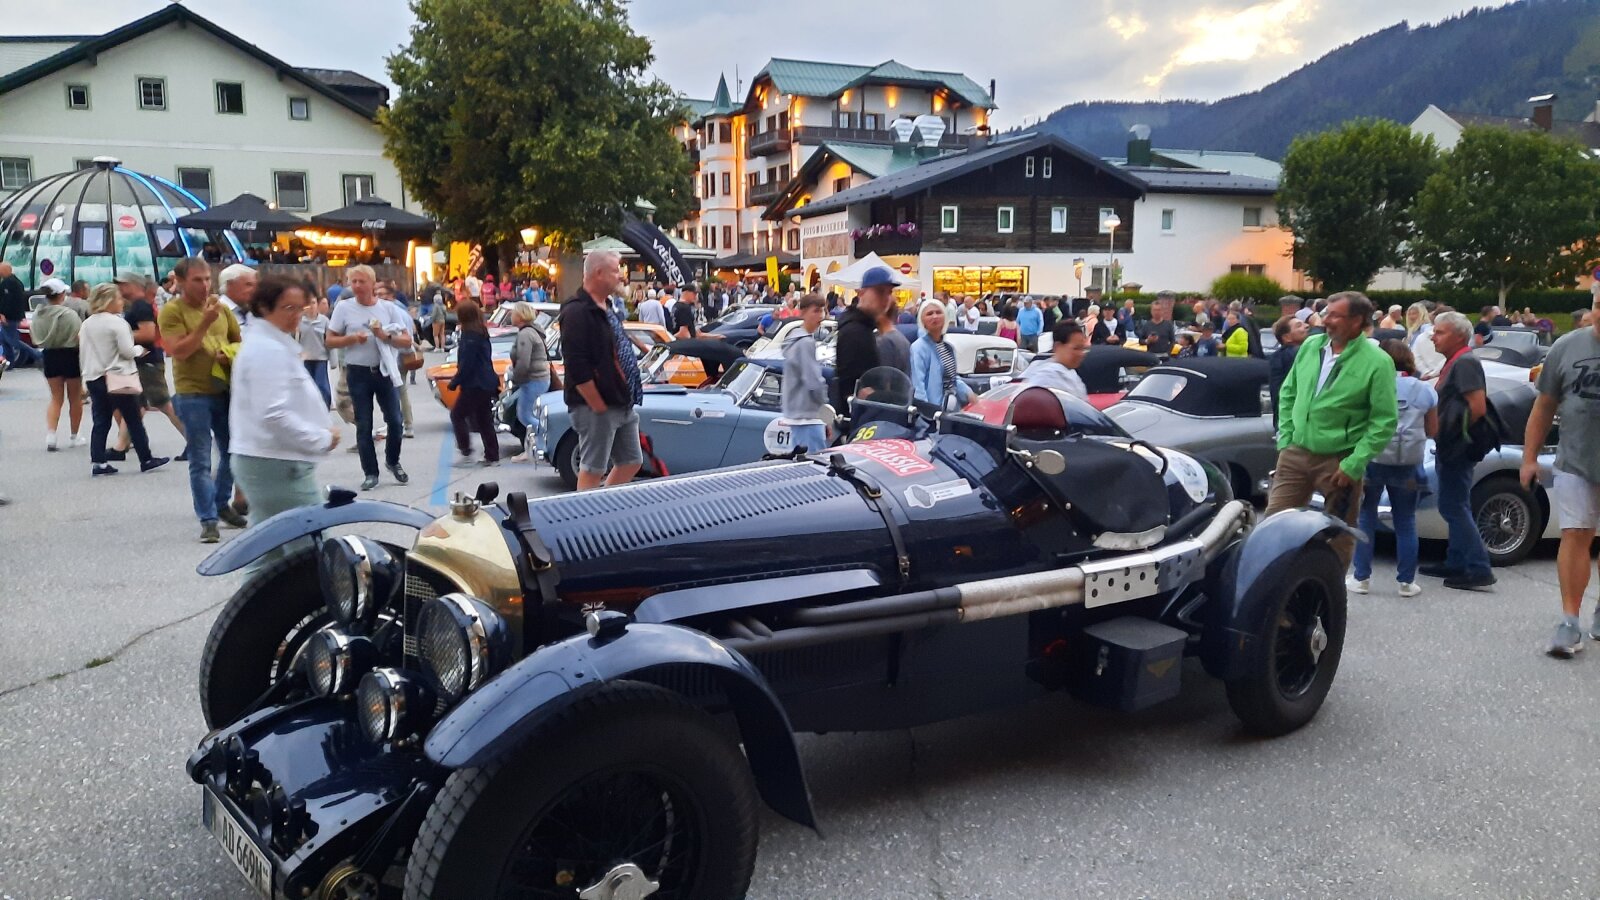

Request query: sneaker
[
  {"left": 1346, "top": 577, "right": 1370, "bottom": 595},
  {"left": 1589, "top": 610, "right": 1600, "bottom": 642},
  {"left": 1549, "top": 620, "right": 1585, "bottom": 659},
  {"left": 91, "top": 464, "right": 118, "bottom": 476},
  {"left": 404, "top": 426, "right": 415, "bottom": 439},
  {"left": 1443, "top": 572, "right": 1497, "bottom": 591},
  {"left": 510, "top": 452, "right": 530, "bottom": 463},
  {"left": 360, "top": 474, "right": 379, "bottom": 491},
  {"left": 216, "top": 504, "right": 248, "bottom": 528},
  {"left": 46, "top": 434, "right": 58, "bottom": 452},
  {"left": 176, "top": 447, "right": 189, "bottom": 462},
  {"left": 199, "top": 521, "right": 221, "bottom": 544},
  {"left": 140, "top": 456, "right": 170, "bottom": 473},
  {"left": 1418, "top": 563, "right": 1464, "bottom": 579},
  {"left": 1398, "top": 582, "right": 1422, "bottom": 598},
  {"left": 480, "top": 458, "right": 500, "bottom": 467},
  {"left": 387, "top": 463, "right": 409, "bottom": 485},
  {"left": 452, "top": 452, "right": 477, "bottom": 468},
  {"left": 68, "top": 434, "right": 86, "bottom": 448},
  {"left": 104, "top": 448, "right": 127, "bottom": 462}
]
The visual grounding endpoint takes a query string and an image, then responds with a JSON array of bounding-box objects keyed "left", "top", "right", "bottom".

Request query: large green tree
[
  {"left": 1276, "top": 119, "right": 1438, "bottom": 291},
  {"left": 1409, "top": 126, "right": 1600, "bottom": 303},
  {"left": 381, "top": 0, "right": 695, "bottom": 246}
]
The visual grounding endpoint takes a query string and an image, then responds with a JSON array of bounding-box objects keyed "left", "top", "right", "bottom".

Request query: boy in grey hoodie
[{"left": 780, "top": 293, "right": 829, "bottom": 454}]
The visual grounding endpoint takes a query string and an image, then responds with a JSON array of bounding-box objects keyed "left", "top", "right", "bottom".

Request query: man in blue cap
[{"left": 832, "top": 265, "right": 898, "bottom": 410}]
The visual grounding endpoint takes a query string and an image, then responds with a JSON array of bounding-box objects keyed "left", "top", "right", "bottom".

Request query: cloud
[
  {"left": 1108, "top": 14, "right": 1149, "bottom": 40},
  {"left": 1143, "top": 0, "right": 1319, "bottom": 89}
]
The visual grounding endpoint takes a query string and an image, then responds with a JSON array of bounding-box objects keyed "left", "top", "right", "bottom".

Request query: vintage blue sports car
[
  {"left": 187, "top": 367, "right": 1352, "bottom": 899},
  {"left": 533, "top": 346, "right": 834, "bottom": 489}
]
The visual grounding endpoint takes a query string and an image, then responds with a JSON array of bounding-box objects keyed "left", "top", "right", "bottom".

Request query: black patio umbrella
[
  {"left": 174, "top": 192, "right": 307, "bottom": 233},
  {"left": 309, "top": 196, "right": 435, "bottom": 239}
]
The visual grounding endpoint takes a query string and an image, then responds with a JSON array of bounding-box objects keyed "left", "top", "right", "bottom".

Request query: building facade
[
  {"left": 676, "top": 59, "right": 995, "bottom": 267},
  {"left": 0, "top": 5, "right": 407, "bottom": 215},
  {"left": 795, "top": 133, "right": 1294, "bottom": 296}
]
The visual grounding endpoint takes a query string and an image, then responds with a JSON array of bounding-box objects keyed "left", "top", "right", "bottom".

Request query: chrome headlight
[
  {"left": 416, "top": 593, "right": 510, "bottom": 704},
  {"left": 355, "top": 668, "right": 423, "bottom": 742},
  {"left": 318, "top": 536, "right": 399, "bottom": 627},
  {"left": 302, "top": 628, "right": 376, "bottom": 696}
]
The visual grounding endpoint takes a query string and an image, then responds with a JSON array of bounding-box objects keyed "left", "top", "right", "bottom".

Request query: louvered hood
[{"left": 524, "top": 461, "right": 896, "bottom": 599}]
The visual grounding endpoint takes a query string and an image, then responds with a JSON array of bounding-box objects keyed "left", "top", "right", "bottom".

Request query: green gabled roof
[
  {"left": 748, "top": 58, "right": 996, "bottom": 110},
  {"left": 685, "top": 74, "right": 739, "bottom": 123},
  {"left": 820, "top": 141, "right": 914, "bottom": 179}
]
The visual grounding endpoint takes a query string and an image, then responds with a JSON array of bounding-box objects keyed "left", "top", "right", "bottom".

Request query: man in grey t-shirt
[
  {"left": 327, "top": 265, "right": 413, "bottom": 490},
  {"left": 1524, "top": 293, "right": 1600, "bottom": 657}
]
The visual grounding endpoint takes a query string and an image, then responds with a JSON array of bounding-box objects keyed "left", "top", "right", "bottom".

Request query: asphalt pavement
[{"left": 0, "top": 357, "right": 1597, "bottom": 900}]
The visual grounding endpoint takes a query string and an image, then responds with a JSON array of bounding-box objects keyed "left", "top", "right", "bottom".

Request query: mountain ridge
[{"left": 1032, "top": 0, "right": 1600, "bottom": 160}]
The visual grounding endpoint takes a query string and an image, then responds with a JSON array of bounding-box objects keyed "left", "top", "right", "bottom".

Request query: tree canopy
[
  {"left": 1409, "top": 127, "right": 1600, "bottom": 303},
  {"left": 1276, "top": 119, "right": 1438, "bottom": 292},
  {"left": 381, "top": 0, "right": 695, "bottom": 247}
]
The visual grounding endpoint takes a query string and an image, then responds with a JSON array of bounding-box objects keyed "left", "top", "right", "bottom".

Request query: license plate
[{"left": 203, "top": 788, "right": 273, "bottom": 897}]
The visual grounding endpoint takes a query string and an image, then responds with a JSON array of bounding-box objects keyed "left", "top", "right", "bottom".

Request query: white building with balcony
[{"left": 0, "top": 4, "right": 407, "bottom": 215}]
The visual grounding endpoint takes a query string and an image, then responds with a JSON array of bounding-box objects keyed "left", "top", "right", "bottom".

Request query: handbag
[
  {"left": 400, "top": 350, "right": 425, "bottom": 373},
  {"left": 106, "top": 370, "right": 143, "bottom": 395}
]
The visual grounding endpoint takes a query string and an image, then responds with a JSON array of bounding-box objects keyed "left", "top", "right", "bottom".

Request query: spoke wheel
[
  {"left": 1224, "top": 545, "right": 1346, "bottom": 737},
  {"left": 198, "top": 545, "right": 326, "bottom": 728},
  {"left": 1472, "top": 477, "right": 1540, "bottom": 566},
  {"left": 1272, "top": 582, "right": 1329, "bottom": 700}
]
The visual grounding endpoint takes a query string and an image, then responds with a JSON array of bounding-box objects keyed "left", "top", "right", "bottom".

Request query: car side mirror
[
  {"left": 820, "top": 403, "right": 838, "bottom": 426},
  {"left": 1035, "top": 450, "right": 1066, "bottom": 475}
]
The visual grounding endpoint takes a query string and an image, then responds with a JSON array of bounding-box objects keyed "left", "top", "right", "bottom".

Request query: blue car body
[{"left": 533, "top": 358, "right": 832, "bottom": 487}]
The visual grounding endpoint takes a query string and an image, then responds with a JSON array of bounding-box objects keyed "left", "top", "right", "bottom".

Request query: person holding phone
[{"left": 159, "top": 257, "right": 241, "bottom": 543}]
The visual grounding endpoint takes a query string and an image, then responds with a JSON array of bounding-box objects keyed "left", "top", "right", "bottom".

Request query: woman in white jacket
[
  {"left": 78, "top": 284, "right": 168, "bottom": 476},
  {"left": 230, "top": 277, "right": 339, "bottom": 556}
]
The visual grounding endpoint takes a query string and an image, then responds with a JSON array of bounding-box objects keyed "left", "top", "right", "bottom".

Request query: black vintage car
[{"left": 188, "top": 373, "right": 1354, "bottom": 899}]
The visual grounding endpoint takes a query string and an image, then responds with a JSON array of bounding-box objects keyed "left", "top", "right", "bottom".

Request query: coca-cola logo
[
  {"left": 18, "top": 213, "right": 36, "bottom": 229},
  {"left": 117, "top": 215, "right": 137, "bottom": 229},
  {"left": 229, "top": 219, "right": 258, "bottom": 230},
  {"left": 361, "top": 218, "right": 387, "bottom": 230}
]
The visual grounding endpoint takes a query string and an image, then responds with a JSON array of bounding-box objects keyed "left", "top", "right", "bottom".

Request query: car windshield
[
  {"left": 1488, "top": 329, "right": 1543, "bottom": 353},
  {"left": 444, "top": 334, "right": 515, "bottom": 365},
  {"left": 716, "top": 360, "right": 767, "bottom": 397},
  {"left": 1125, "top": 371, "right": 1189, "bottom": 403},
  {"left": 714, "top": 306, "right": 770, "bottom": 327}
]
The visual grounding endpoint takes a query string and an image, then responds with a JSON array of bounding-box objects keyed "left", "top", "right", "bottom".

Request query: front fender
[
  {"left": 196, "top": 498, "right": 436, "bottom": 576},
  {"left": 423, "top": 623, "right": 817, "bottom": 831},
  {"left": 1201, "top": 508, "right": 1359, "bottom": 680}
]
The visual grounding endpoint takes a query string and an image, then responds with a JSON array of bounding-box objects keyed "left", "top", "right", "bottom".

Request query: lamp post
[
  {"left": 1072, "top": 257, "right": 1084, "bottom": 297},
  {"left": 1103, "top": 213, "right": 1120, "bottom": 297}
]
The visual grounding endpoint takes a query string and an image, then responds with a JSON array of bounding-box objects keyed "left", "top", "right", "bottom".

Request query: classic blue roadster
[
  {"left": 533, "top": 345, "right": 833, "bottom": 489},
  {"left": 187, "top": 370, "right": 1353, "bottom": 899}
]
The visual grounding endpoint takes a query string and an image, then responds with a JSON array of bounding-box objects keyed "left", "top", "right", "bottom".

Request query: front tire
[
  {"left": 197, "top": 545, "right": 327, "bottom": 728},
  {"left": 1224, "top": 545, "right": 1346, "bottom": 737},
  {"left": 1473, "top": 476, "right": 1541, "bottom": 567},
  {"left": 554, "top": 433, "right": 579, "bottom": 490},
  {"left": 404, "top": 681, "right": 758, "bottom": 900}
]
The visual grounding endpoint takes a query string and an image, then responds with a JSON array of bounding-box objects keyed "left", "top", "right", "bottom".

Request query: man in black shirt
[
  {"left": 1420, "top": 311, "right": 1495, "bottom": 590},
  {"left": 669, "top": 285, "right": 700, "bottom": 339},
  {"left": 832, "top": 266, "right": 896, "bottom": 410},
  {"left": 0, "top": 262, "right": 40, "bottom": 367}
]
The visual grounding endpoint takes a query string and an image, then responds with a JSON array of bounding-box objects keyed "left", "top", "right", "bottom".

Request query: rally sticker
[
  {"left": 834, "top": 439, "right": 934, "bottom": 477},
  {"left": 904, "top": 479, "right": 973, "bottom": 509},
  {"left": 1129, "top": 444, "right": 1209, "bottom": 503},
  {"left": 762, "top": 419, "right": 794, "bottom": 454}
]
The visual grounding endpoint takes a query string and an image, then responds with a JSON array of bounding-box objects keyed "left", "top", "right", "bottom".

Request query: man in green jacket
[{"left": 1268, "top": 291, "right": 1398, "bottom": 568}]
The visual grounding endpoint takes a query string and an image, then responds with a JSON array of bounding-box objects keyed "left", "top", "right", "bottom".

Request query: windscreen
[{"left": 855, "top": 366, "right": 913, "bottom": 406}]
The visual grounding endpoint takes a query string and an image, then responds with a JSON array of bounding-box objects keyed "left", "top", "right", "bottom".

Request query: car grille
[{"left": 402, "top": 559, "right": 459, "bottom": 667}]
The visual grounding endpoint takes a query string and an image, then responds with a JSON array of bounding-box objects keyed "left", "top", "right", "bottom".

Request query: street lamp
[
  {"left": 1072, "top": 257, "right": 1085, "bottom": 297},
  {"left": 1103, "top": 213, "right": 1121, "bottom": 297}
]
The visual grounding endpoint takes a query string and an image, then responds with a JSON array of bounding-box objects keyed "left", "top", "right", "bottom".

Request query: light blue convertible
[{"left": 532, "top": 354, "right": 834, "bottom": 489}]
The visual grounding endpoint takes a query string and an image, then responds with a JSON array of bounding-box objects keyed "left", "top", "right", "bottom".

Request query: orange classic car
[{"left": 428, "top": 322, "right": 703, "bottom": 409}]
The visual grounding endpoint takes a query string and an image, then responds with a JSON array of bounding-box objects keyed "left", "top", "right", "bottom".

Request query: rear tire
[
  {"left": 1224, "top": 545, "right": 1346, "bottom": 737},
  {"left": 1472, "top": 475, "right": 1540, "bottom": 567},
  {"left": 197, "top": 545, "right": 326, "bottom": 729},
  {"left": 404, "top": 681, "right": 758, "bottom": 900}
]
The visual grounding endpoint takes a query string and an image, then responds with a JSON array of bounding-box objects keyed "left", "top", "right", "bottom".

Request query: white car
[{"left": 748, "top": 320, "right": 1018, "bottom": 394}]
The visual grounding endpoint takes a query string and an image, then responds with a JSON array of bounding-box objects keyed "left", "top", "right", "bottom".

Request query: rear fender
[
  {"left": 196, "top": 498, "right": 436, "bottom": 576},
  {"left": 423, "top": 622, "right": 817, "bottom": 831},
  {"left": 1200, "top": 509, "right": 1358, "bottom": 680}
]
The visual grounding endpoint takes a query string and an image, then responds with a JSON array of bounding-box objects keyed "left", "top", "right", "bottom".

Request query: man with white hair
[
  {"left": 1419, "top": 311, "right": 1495, "bottom": 590},
  {"left": 326, "top": 265, "right": 412, "bottom": 491},
  {"left": 560, "top": 250, "right": 643, "bottom": 490},
  {"left": 218, "top": 264, "right": 257, "bottom": 331}
]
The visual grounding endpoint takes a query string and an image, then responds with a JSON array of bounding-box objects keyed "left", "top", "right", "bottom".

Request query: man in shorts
[
  {"left": 118, "top": 274, "right": 186, "bottom": 456},
  {"left": 1523, "top": 290, "right": 1600, "bottom": 657},
  {"left": 559, "top": 250, "right": 643, "bottom": 490}
]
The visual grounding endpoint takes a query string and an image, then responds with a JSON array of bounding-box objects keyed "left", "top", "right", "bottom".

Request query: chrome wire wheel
[{"left": 1476, "top": 491, "right": 1531, "bottom": 557}]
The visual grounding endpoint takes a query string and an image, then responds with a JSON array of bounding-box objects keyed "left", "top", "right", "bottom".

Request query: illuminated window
[
  {"left": 997, "top": 206, "right": 1014, "bottom": 234},
  {"left": 941, "top": 206, "right": 958, "bottom": 233}
]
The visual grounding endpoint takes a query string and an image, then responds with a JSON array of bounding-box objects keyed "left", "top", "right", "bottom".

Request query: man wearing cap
[
  {"left": 833, "top": 266, "right": 897, "bottom": 410},
  {"left": 0, "top": 262, "right": 40, "bottom": 368}
]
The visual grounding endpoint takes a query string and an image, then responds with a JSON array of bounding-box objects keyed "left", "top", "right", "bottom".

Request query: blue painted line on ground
[{"left": 428, "top": 423, "right": 455, "bottom": 508}]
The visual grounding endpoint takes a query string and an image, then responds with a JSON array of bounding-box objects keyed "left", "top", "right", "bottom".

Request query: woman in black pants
[
  {"left": 448, "top": 300, "right": 500, "bottom": 466},
  {"left": 77, "top": 284, "right": 169, "bottom": 476}
]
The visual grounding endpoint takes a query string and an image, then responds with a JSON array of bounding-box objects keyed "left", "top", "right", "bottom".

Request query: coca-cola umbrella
[
  {"left": 174, "top": 192, "right": 307, "bottom": 235},
  {"left": 309, "top": 196, "right": 435, "bottom": 240}
]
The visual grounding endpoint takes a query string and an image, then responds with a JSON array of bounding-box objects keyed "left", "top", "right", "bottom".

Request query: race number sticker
[
  {"left": 1129, "top": 445, "right": 1209, "bottom": 503},
  {"left": 904, "top": 479, "right": 973, "bottom": 509},
  {"left": 762, "top": 419, "right": 794, "bottom": 454},
  {"left": 835, "top": 439, "right": 935, "bottom": 477}
]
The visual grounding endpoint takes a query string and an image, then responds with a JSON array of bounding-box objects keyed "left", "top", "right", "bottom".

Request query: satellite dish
[
  {"left": 890, "top": 117, "right": 917, "bottom": 144},
  {"left": 1128, "top": 124, "right": 1151, "bottom": 140},
  {"left": 912, "top": 114, "right": 947, "bottom": 147}
]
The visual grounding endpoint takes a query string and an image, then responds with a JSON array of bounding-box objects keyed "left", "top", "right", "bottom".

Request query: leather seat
[{"left": 1008, "top": 386, "right": 1069, "bottom": 438}]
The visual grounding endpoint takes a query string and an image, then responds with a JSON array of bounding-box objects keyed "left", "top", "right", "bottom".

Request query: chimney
[
  {"left": 1530, "top": 93, "right": 1556, "bottom": 132},
  {"left": 988, "top": 78, "right": 997, "bottom": 105},
  {"left": 1126, "top": 124, "right": 1153, "bottom": 166}
]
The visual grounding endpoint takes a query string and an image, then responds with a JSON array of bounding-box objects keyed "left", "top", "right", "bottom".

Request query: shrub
[{"left": 1210, "top": 272, "right": 1286, "bottom": 302}]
